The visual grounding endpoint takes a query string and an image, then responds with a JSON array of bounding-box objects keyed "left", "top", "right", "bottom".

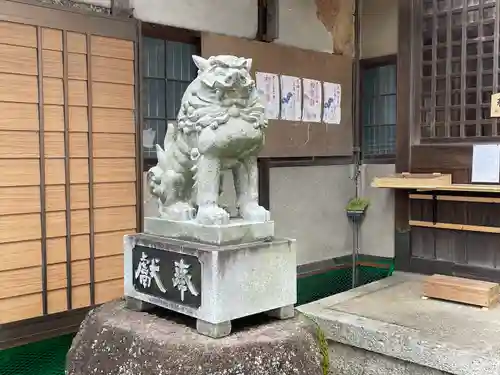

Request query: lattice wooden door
[{"left": 0, "top": 0, "right": 139, "bottom": 325}]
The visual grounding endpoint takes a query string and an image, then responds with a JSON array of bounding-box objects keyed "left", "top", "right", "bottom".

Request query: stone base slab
[
  {"left": 299, "top": 272, "right": 500, "bottom": 375},
  {"left": 144, "top": 216, "right": 274, "bottom": 245},
  {"left": 124, "top": 233, "right": 297, "bottom": 332},
  {"left": 66, "top": 301, "right": 323, "bottom": 375}
]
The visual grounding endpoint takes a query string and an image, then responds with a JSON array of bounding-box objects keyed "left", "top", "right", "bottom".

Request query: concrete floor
[{"left": 299, "top": 272, "right": 500, "bottom": 375}]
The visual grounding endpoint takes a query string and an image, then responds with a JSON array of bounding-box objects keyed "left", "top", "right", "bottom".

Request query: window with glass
[
  {"left": 142, "top": 37, "right": 198, "bottom": 161},
  {"left": 418, "top": 0, "right": 498, "bottom": 141},
  {"left": 361, "top": 64, "right": 397, "bottom": 158}
]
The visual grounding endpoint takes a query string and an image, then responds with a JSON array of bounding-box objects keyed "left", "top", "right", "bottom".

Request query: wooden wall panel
[
  {"left": 0, "top": 44, "right": 37, "bottom": 75},
  {"left": 0, "top": 73, "right": 38, "bottom": 103},
  {"left": 0, "top": 21, "right": 36, "bottom": 48},
  {"left": 42, "top": 28, "right": 62, "bottom": 51},
  {"left": 42, "top": 50, "right": 63, "bottom": 78},
  {"left": 0, "top": 102, "right": 39, "bottom": 131},
  {"left": 0, "top": 130, "right": 39, "bottom": 158},
  {"left": 92, "top": 108, "right": 134, "bottom": 133},
  {"left": 67, "top": 32, "right": 86, "bottom": 54},
  {"left": 91, "top": 36, "right": 133, "bottom": 60},
  {"left": 202, "top": 33, "right": 353, "bottom": 157},
  {"left": 0, "top": 16, "right": 137, "bottom": 326}
]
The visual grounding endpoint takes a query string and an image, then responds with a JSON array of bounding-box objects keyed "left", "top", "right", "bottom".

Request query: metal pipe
[{"left": 351, "top": 0, "right": 362, "bottom": 289}]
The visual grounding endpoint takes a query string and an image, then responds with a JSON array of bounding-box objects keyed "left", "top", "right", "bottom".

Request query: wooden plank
[
  {"left": 46, "top": 132, "right": 88, "bottom": 158},
  {"left": 409, "top": 220, "right": 500, "bottom": 234},
  {"left": 44, "top": 105, "right": 64, "bottom": 131},
  {"left": 45, "top": 159, "right": 89, "bottom": 184},
  {"left": 410, "top": 194, "right": 500, "bottom": 204},
  {"left": 48, "top": 284, "right": 91, "bottom": 314},
  {"left": 93, "top": 133, "right": 135, "bottom": 158},
  {"left": 95, "top": 278, "right": 123, "bottom": 304},
  {"left": 91, "top": 56, "right": 134, "bottom": 84},
  {"left": 45, "top": 184, "right": 90, "bottom": 211},
  {"left": 423, "top": 274, "right": 500, "bottom": 308},
  {"left": 0, "top": 186, "right": 40, "bottom": 215},
  {"left": 68, "top": 80, "right": 88, "bottom": 106},
  {"left": 94, "top": 206, "right": 136, "bottom": 232},
  {"left": 0, "top": 130, "right": 39, "bottom": 158},
  {"left": 67, "top": 32, "right": 87, "bottom": 54},
  {"left": 47, "top": 259, "right": 90, "bottom": 291},
  {"left": 0, "top": 44, "right": 37, "bottom": 75},
  {"left": 0, "top": 73, "right": 38, "bottom": 103},
  {"left": 44, "top": 131, "right": 64, "bottom": 157},
  {"left": 0, "top": 284, "right": 92, "bottom": 324},
  {"left": 0, "top": 213, "right": 41, "bottom": 243},
  {"left": 42, "top": 28, "right": 62, "bottom": 51},
  {"left": 0, "top": 21, "right": 37, "bottom": 48},
  {"left": 46, "top": 210, "right": 90, "bottom": 238},
  {"left": 95, "top": 230, "right": 134, "bottom": 258},
  {"left": 420, "top": 184, "right": 500, "bottom": 193},
  {"left": 92, "top": 107, "right": 134, "bottom": 133},
  {"left": 47, "top": 235, "right": 90, "bottom": 264},
  {"left": 0, "top": 266, "right": 41, "bottom": 299},
  {"left": 42, "top": 50, "right": 63, "bottom": 78},
  {"left": 91, "top": 36, "right": 134, "bottom": 60},
  {"left": 44, "top": 158, "right": 65, "bottom": 185},
  {"left": 0, "top": 159, "right": 40, "bottom": 187},
  {"left": 70, "top": 133, "right": 89, "bottom": 157},
  {"left": 92, "top": 82, "right": 134, "bottom": 109},
  {"left": 69, "top": 106, "right": 88, "bottom": 132},
  {"left": 372, "top": 173, "right": 452, "bottom": 189},
  {"left": 0, "top": 293, "right": 42, "bottom": 324},
  {"left": 95, "top": 254, "right": 123, "bottom": 282},
  {"left": 0, "top": 102, "right": 39, "bottom": 131},
  {"left": 68, "top": 53, "right": 87, "bottom": 80},
  {"left": 0, "top": 240, "right": 41, "bottom": 271},
  {"left": 93, "top": 158, "right": 136, "bottom": 183},
  {"left": 93, "top": 182, "right": 136, "bottom": 208},
  {"left": 43, "top": 77, "right": 63, "bottom": 105}
]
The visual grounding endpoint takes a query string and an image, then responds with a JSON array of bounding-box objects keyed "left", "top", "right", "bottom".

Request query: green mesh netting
[
  {"left": 0, "top": 263, "right": 393, "bottom": 375},
  {"left": 296, "top": 263, "right": 393, "bottom": 305},
  {"left": 0, "top": 334, "right": 74, "bottom": 375}
]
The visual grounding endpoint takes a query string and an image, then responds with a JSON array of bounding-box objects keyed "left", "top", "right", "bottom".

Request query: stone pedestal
[
  {"left": 123, "top": 233, "right": 297, "bottom": 338},
  {"left": 144, "top": 217, "right": 275, "bottom": 245},
  {"left": 66, "top": 301, "right": 323, "bottom": 375}
]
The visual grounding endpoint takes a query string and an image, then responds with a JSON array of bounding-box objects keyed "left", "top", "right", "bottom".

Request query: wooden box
[{"left": 422, "top": 274, "right": 500, "bottom": 308}]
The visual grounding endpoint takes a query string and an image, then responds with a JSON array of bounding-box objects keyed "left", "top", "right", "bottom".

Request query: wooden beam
[
  {"left": 423, "top": 274, "right": 499, "bottom": 308},
  {"left": 410, "top": 220, "right": 500, "bottom": 234},
  {"left": 409, "top": 194, "right": 500, "bottom": 203}
]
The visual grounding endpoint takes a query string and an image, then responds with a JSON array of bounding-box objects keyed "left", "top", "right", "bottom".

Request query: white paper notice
[
  {"left": 323, "top": 82, "right": 342, "bottom": 124},
  {"left": 471, "top": 144, "right": 500, "bottom": 183},
  {"left": 280, "top": 75, "right": 302, "bottom": 121},
  {"left": 255, "top": 72, "right": 280, "bottom": 120},
  {"left": 302, "top": 78, "right": 322, "bottom": 122}
]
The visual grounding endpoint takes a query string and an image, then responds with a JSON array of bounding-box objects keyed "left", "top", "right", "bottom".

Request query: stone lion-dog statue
[{"left": 147, "top": 55, "right": 271, "bottom": 226}]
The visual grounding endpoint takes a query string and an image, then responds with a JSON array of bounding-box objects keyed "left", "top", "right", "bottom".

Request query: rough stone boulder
[{"left": 66, "top": 300, "right": 323, "bottom": 375}]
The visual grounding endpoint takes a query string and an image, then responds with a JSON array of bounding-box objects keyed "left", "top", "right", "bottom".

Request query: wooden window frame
[
  {"left": 360, "top": 55, "right": 398, "bottom": 164},
  {"left": 140, "top": 23, "right": 200, "bottom": 171},
  {"left": 415, "top": 0, "right": 500, "bottom": 144}
]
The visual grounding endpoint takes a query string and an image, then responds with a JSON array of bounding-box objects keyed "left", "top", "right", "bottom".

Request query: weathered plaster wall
[
  {"left": 270, "top": 166, "right": 354, "bottom": 265},
  {"left": 276, "top": 0, "right": 333, "bottom": 53},
  {"left": 276, "top": 0, "right": 353, "bottom": 55},
  {"left": 360, "top": 0, "right": 398, "bottom": 58},
  {"left": 359, "top": 164, "right": 395, "bottom": 258},
  {"left": 77, "top": 0, "right": 110, "bottom": 6},
  {"left": 76, "top": 0, "right": 258, "bottom": 38}
]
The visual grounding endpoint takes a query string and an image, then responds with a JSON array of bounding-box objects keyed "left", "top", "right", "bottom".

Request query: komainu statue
[{"left": 147, "top": 55, "right": 270, "bottom": 226}]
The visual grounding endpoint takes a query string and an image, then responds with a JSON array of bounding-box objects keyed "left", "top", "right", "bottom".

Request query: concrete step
[{"left": 298, "top": 272, "right": 500, "bottom": 375}]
